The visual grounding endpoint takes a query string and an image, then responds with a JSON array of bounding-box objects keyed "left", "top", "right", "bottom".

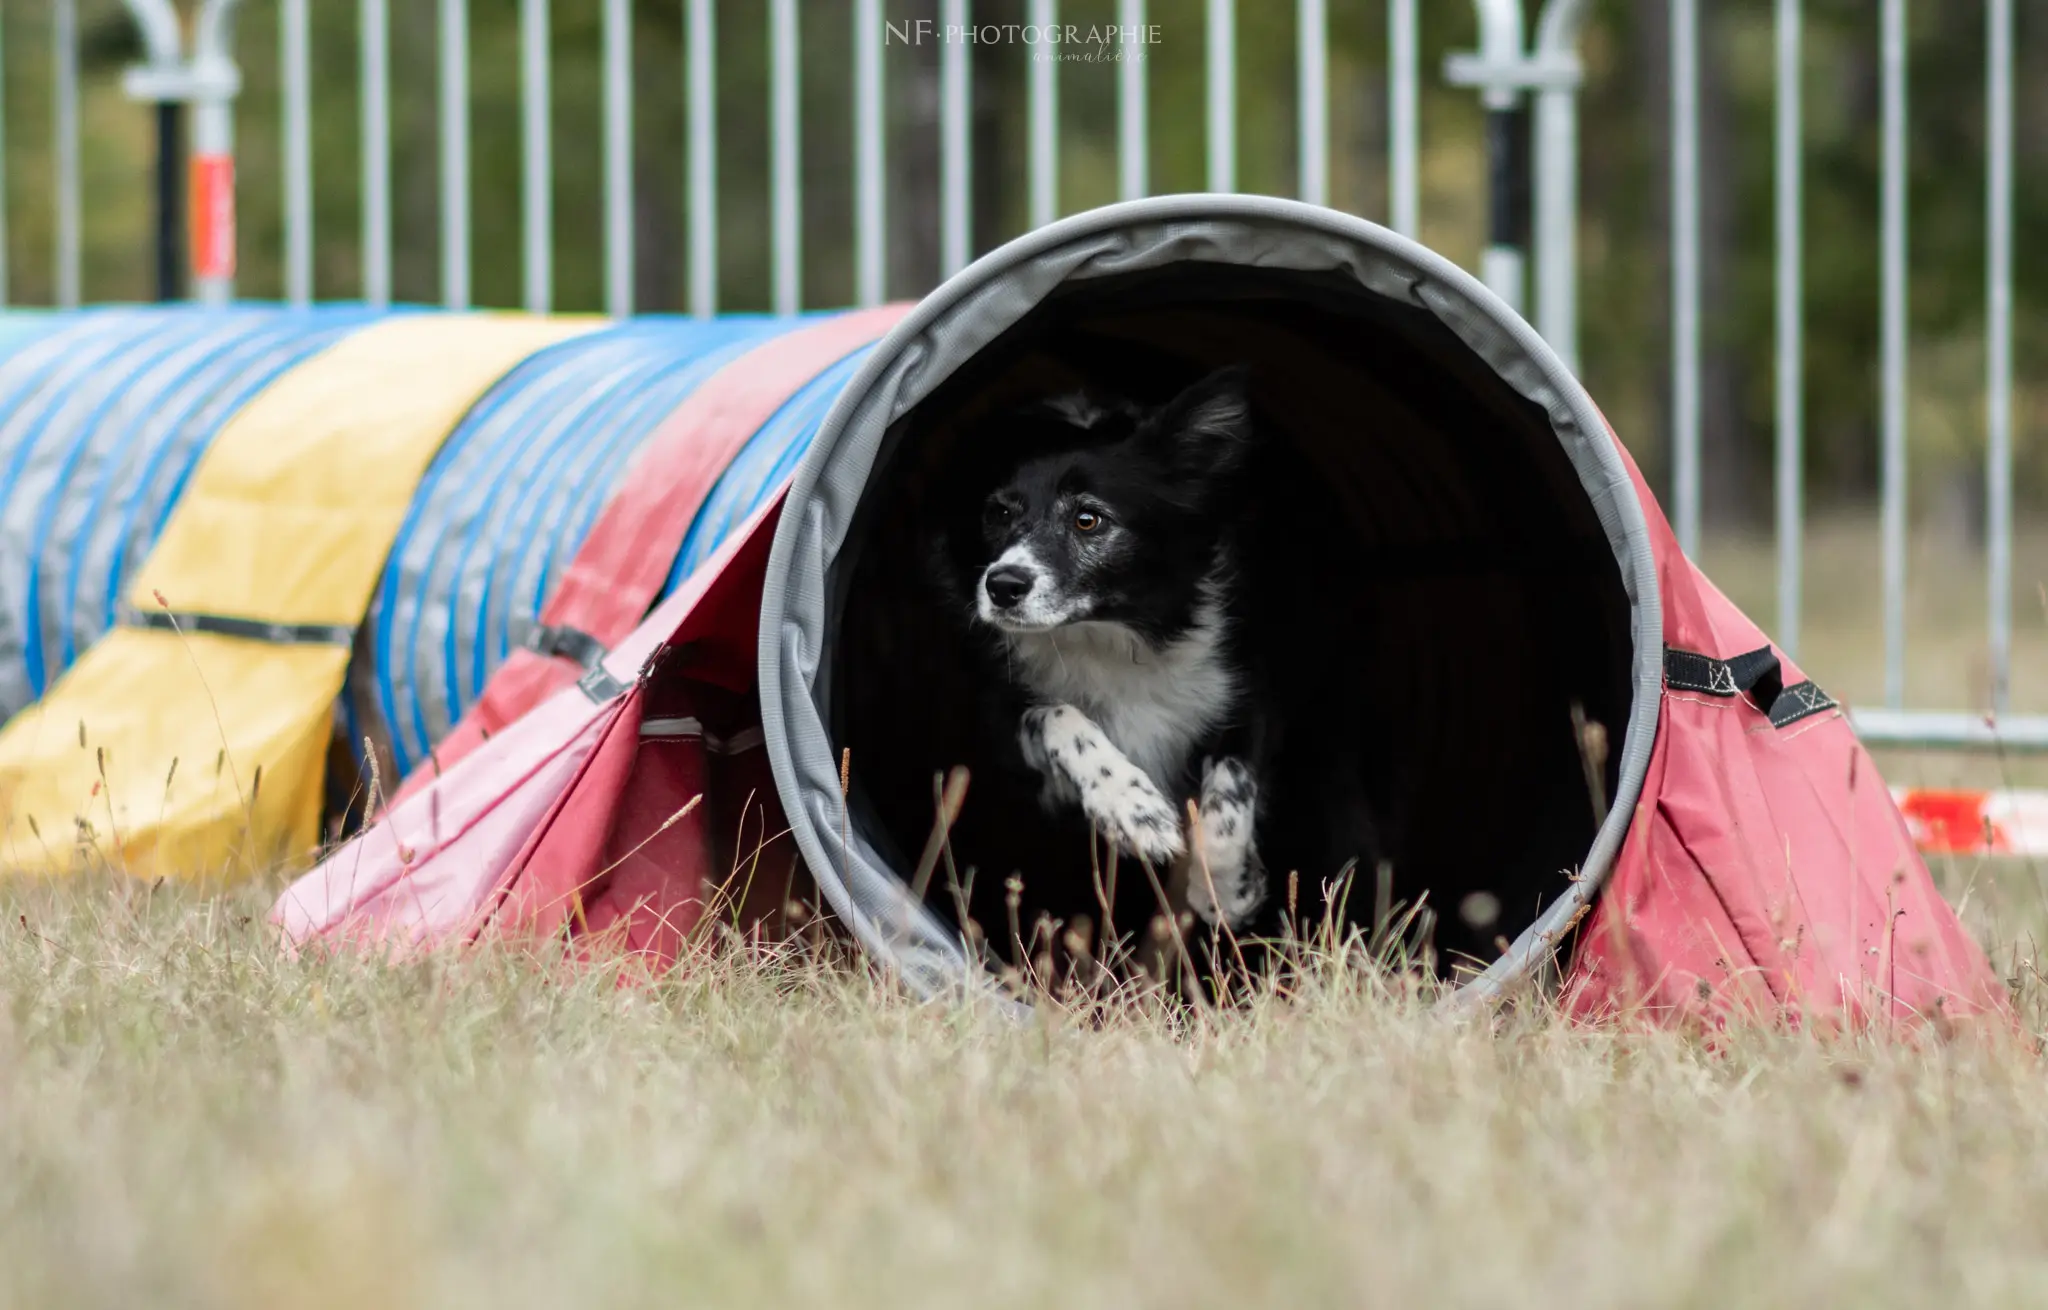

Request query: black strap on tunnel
[
  {"left": 524, "top": 623, "right": 608, "bottom": 673},
  {"left": 1766, "top": 679, "right": 1839, "bottom": 729},
  {"left": 1664, "top": 644, "right": 1837, "bottom": 729},
  {"left": 124, "top": 606, "right": 356, "bottom": 647}
]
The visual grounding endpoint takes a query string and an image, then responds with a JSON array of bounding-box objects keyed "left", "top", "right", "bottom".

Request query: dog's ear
[{"left": 1145, "top": 365, "right": 1253, "bottom": 473}]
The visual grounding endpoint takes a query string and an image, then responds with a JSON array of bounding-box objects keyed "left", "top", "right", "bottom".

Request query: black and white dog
[{"left": 926, "top": 365, "right": 1381, "bottom": 938}]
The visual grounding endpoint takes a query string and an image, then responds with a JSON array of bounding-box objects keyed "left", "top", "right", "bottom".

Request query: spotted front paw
[{"left": 1021, "top": 704, "right": 1186, "bottom": 866}]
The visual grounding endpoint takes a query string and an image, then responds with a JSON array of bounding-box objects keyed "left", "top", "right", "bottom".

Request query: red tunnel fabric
[
  {"left": 276, "top": 421, "right": 2008, "bottom": 1028},
  {"left": 273, "top": 498, "right": 784, "bottom": 960},
  {"left": 394, "top": 304, "right": 909, "bottom": 803},
  {"left": 1561, "top": 436, "right": 2007, "bottom": 1027}
]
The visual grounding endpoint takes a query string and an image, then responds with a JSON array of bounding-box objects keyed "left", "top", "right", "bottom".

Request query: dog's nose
[{"left": 984, "top": 565, "right": 1036, "bottom": 609}]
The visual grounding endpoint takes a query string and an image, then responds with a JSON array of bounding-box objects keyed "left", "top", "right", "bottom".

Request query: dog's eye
[
  {"left": 985, "top": 499, "right": 1016, "bottom": 523},
  {"left": 1073, "top": 509, "right": 1103, "bottom": 533}
]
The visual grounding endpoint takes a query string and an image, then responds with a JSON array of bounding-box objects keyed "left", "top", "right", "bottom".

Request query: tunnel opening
[{"left": 826, "top": 262, "right": 1633, "bottom": 979}]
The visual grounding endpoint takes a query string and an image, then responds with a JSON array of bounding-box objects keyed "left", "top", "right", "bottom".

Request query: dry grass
[
  {"left": 4, "top": 869, "right": 2048, "bottom": 1310},
  {"left": 5, "top": 510, "right": 2047, "bottom": 1307}
]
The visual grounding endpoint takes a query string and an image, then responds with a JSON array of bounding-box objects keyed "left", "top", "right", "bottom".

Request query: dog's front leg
[
  {"left": 1019, "top": 705, "right": 1186, "bottom": 867},
  {"left": 1182, "top": 756, "right": 1267, "bottom": 930}
]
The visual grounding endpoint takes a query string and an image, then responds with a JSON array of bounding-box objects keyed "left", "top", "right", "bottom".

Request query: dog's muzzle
[{"left": 982, "top": 564, "right": 1036, "bottom": 610}]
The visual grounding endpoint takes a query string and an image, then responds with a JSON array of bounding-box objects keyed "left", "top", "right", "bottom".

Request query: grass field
[
  {"left": 5, "top": 514, "right": 2048, "bottom": 1308},
  {"left": 3, "top": 864, "right": 2047, "bottom": 1310}
]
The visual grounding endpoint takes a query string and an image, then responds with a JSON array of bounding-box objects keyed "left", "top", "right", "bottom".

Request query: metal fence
[{"left": 16, "top": 0, "right": 2045, "bottom": 751}]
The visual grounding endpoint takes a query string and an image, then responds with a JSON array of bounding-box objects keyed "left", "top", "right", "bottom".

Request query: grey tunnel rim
[{"left": 757, "top": 194, "right": 1664, "bottom": 1005}]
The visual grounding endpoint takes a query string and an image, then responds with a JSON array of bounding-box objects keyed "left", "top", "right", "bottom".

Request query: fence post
[
  {"left": 1531, "top": 0, "right": 1588, "bottom": 372},
  {"left": 1986, "top": 0, "right": 2013, "bottom": 715},
  {"left": 1207, "top": 0, "right": 1235, "bottom": 193},
  {"left": 55, "top": 0, "right": 80, "bottom": 308},
  {"left": 1774, "top": 0, "right": 1803, "bottom": 657},
  {"left": 855, "top": 0, "right": 885, "bottom": 305},
  {"left": 440, "top": 0, "right": 470, "bottom": 310},
  {"left": 1298, "top": 0, "right": 1326, "bottom": 207},
  {"left": 940, "top": 0, "right": 971, "bottom": 276},
  {"left": 1879, "top": 0, "right": 1908, "bottom": 709},
  {"left": 604, "top": 0, "right": 634, "bottom": 317},
  {"left": 770, "top": 0, "right": 800, "bottom": 315},
  {"left": 1446, "top": 1, "right": 1585, "bottom": 333},
  {"left": 283, "top": 0, "right": 313, "bottom": 306},
  {"left": 1118, "top": 0, "right": 1147, "bottom": 201},
  {"left": 122, "top": 0, "right": 245, "bottom": 308},
  {"left": 1670, "top": 0, "right": 1700, "bottom": 556},
  {"left": 1029, "top": 0, "right": 1059, "bottom": 228},
  {"left": 154, "top": 102, "right": 183, "bottom": 302},
  {"left": 687, "top": 0, "right": 717, "bottom": 318},
  {"left": 1388, "top": 0, "right": 1418, "bottom": 237},
  {"left": 1473, "top": 2, "right": 1526, "bottom": 312},
  {"left": 522, "top": 0, "right": 552, "bottom": 314},
  {"left": 362, "top": 0, "right": 391, "bottom": 308}
]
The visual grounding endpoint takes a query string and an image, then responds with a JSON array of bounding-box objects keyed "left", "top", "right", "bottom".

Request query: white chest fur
[{"left": 1000, "top": 605, "right": 1238, "bottom": 791}]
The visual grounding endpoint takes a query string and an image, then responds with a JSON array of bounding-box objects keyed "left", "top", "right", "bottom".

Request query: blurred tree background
[{"left": 0, "top": 0, "right": 2042, "bottom": 533}]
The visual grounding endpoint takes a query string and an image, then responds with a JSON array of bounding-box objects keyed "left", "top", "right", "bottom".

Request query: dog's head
[{"left": 931, "top": 366, "right": 1256, "bottom": 645}]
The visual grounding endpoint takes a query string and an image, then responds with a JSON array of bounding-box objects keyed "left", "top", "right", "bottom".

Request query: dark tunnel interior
[{"left": 827, "top": 263, "right": 1635, "bottom": 978}]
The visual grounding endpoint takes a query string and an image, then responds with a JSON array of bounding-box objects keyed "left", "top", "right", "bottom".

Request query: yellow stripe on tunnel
[{"left": 0, "top": 314, "right": 597, "bottom": 878}]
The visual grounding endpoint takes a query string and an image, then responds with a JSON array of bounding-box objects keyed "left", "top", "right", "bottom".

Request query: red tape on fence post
[{"left": 190, "top": 151, "right": 236, "bottom": 284}]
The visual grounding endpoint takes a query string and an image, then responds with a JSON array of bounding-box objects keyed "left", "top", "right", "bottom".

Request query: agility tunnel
[
  {"left": 385, "top": 304, "right": 909, "bottom": 802},
  {"left": 354, "top": 313, "right": 827, "bottom": 782},
  {"left": 0, "top": 307, "right": 380, "bottom": 720},
  {"left": 276, "top": 197, "right": 2004, "bottom": 1025},
  {"left": 0, "top": 312, "right": 595, "bottom": 874},
  {"left": 0, "top": 306, "right": 913, "bottom": 879}
]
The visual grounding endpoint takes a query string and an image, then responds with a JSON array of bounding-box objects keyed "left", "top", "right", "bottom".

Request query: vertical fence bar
[
  {"left": 1297, "top": 0, "right": 1327, "bottom": 206},
  {"left": 604, "top": 0, "right": 634, "bottom": 317},
  {"left": 440, "top": 0, "right": 470, "bottom": 309},
  {"left": 1531, "top": 0, "right": 1588, "bottom": 373},
  {"left": 940, "top": 0, "right": 971, "bottom": 275},
  {"left": 53, "top": 0, "right": 80, "bottom": 309},
  {"left": 521, "top": 0, "right": 552, "bottom": 314},
  {"left": 361, "top": 0, "right": 392, "bottom": 307},
  {"left": 688, "top": 0, "right": 717, "bottom": 318},
  {"left": 1029, "top": 0, "right": 1058, "bottom": 229},
  {"left": 1669, "top": 0, "right": 1700, "bottom": 556},
  {"left": 1389, "top": 0, "right": 1419, "bottom": 237},
  {"left": 1986, "top": 0, "right": 2013, "bottom": 713},
  {"left": 1879, "top": 0, "right": 1907, "bottom": 708},
  {"left": 1118, "top": 0, "right": 1147, "bottom": 201},
  {"left": 1474, "top": 0, "right": 1527, "bottom": 318},
  {"left": 1207, "top": 0, "right": 1235, "bottom": 192},
  {"left": 1774, "top": 0, "right": 1802, "bottom": 655},
  {"left": 854, "top": 0, "right": 885, "bottom": 306},
  {"left": 189, "top": 6, "right": 237, "bottom": 307},
  {"left": 1530, "top": 100, "right": 1576, "bottom": 367},
  {"left": 283, "top": 0, "right": 313, "bottom": 307},
  {"left": 154, "top": 103, "right": 182, "bottom": 301},
  {"left": 770, "top": 0, "right": 800, "bottom": 315}
]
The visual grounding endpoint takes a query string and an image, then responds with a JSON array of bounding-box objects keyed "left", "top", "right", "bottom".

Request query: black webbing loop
[
  {"left": 1664, "top": 644, "right": 1782, "bottom": 705},
  {"left": 524, "top": 623, "right": 608, "bottom": 673},
  {"left": 1767, "top": 680, "right": 1839, "bottom": 729},
  {"left": 1665, "top": 644, "right": 1836, "bottom": 730},
  {"left": 124, "top": 605, "right": 355, "bottom": 648}
]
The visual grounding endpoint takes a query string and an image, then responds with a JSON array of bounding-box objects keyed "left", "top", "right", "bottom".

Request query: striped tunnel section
[
  {"left": 0, "top": 308, "right": 379, "bottom": 719},
  {"left": 359, "top": 315, "right": 802, "bottom": 777}
]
